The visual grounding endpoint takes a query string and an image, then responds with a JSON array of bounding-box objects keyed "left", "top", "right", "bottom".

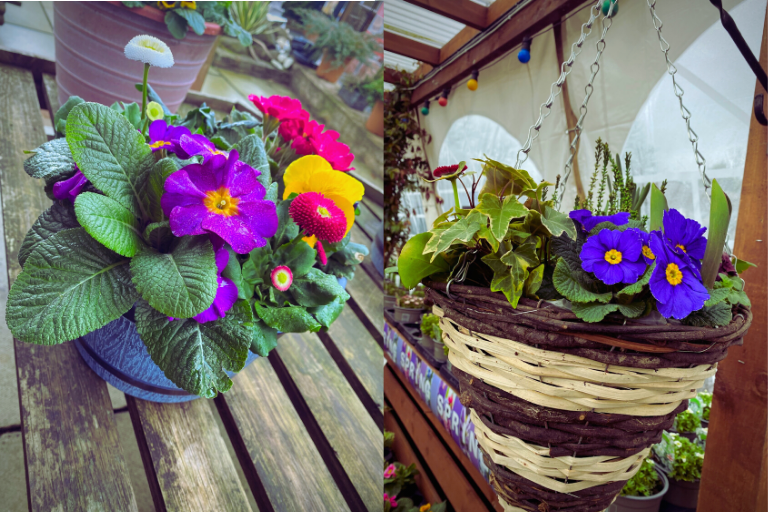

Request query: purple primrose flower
[
  {"left": 580, "top": 228, "right": 647, "bottom": 285},
  {"left": 178, "top": 133, "right": 228, "bottom": 162},
  {"left": 148, "top": 120, "right": 190, "bottom": 154},
  {"left": 161, "top": 150, "right": 278, "bottom": 254},
  {"left": 53, "top": 166, "right": 89, "bottom": 202},
  {"left": 193, "top": 239, "right": 238, "bottom": 323},
  {"left": 628, "top": 228, "right": 660, "bottom": 265},
  {"left": 662, "top": 208, "right": 707, "bottom": 261},
  {"left": 570, "top": 210, "right": 631, "bottom": 233},
  {"left": 649, "top": 233, "right": 709, "bottom": 319}
]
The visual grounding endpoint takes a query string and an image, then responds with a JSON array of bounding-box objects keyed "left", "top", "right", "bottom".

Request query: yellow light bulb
[{"left": 467, "top": 79, "right": 478, "bottom": 91}]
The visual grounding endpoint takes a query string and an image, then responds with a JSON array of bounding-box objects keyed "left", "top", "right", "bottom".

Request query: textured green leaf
[
  {"left": 23, "top": 138, "right": 76, "bottom": 184},
  {"left": 550, "top": 232, "right": 582, "bottom": 273},
  {"left": 475, "top": 193, "right": 528, "bottom": 241},
  {"left": 265, "top": 182, "right": 278, "bottom": 204},
  {"left": 682, "top": 302, "right": 732, "bottom": 327},
  {"left": 553, "top": 259, "right": 612, "bottom": 303},
  {"left": 541, "top": 206, "right": 576, "bottom": 238},
  {"left": 524, "top": 264, "right": 545, "bottom": 297},
  {"left": 398, "top": 232, "right": 450, "bottom": 289},
  {"left": 483, "top": 252, "right": 528, "bottom": 307},
  {"left": 704, "top": 287, "right": 731, "bottom": 307},
  {"left": 164, "top": 10, "right": 189, "bottom": 39},
  {"left": 320, "top": 258, "right": 356, "bottom": 280},
  {"left": 250, "top": 319, "right": 278, "bottom": 356},
  {"left": 618, "top": 301, "right": 646, "bottom": 318},
  {"left": 272, "top": 198, "right": 298, "bottom": 249},
  {"left": 74, "top": 192, "right": 144, "bottom": 257},
  {"left": 66, "top": 102, "right": 154, "bottom": 219},
  {"left": 649, "top": 183, "right": 668, "bottom": 232},
  {"left": 273, "top": 240, "right": 316, "bottom": 278},
  {"left": 255, "top": 303, "right": 322, "bottom": 333},
  {"left": 242, "top": 245, "right": 271, "bottom": 287},
  {"left": 310, "top": 295, "right": 347, "bottom": 328},
  {"left": 7, "top": 228, "right": 138, "bottom": 344},
  {"left": 144, "top": 221, "right": 173, "bottom": 252},
  {"left": 329, "top": 242, "right": 368, "bottom": 266},
  {"left": 427, "top": 211, "right": 484, "bottom": 261},
  {"left": 130, "top": 236, "right": 218, "bottom": 318},
  {"left": 572, "top": 302, "right": 620, "bottom": 323},
  {"left": 18, "top": 202, "right": 79, "bottom": 267},
  {"left": 135, "top": 299, "right": 253, "bottom": 397},
  {"left": 141, "top": 157, "right": 182, "bottom": 223},
  {"left": 54, "top": 96, "right": 85, "bottom": 135},
  {"left": 537, "top": 264, "right": 562, "bottom": 300},
  {"left": 617, "top": 263, "right": 654, "bottom": 297},
  {"left": 222, "top": 246, "right": 249, "bottom": 300},
  {"left": 701, "top": 179, "right": 732, "bottom": 288},
  {"left": 290, "top": 268, "right": 349, "bottom": 307},
  {"left": 235, "top": 134, "right": 271, "bottom": 189},
  {"left": 175, "top": 8, "right": 206, "bottom": 34}
]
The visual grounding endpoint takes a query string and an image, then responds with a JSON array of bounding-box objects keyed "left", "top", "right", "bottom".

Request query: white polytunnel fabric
[{"left": 415, "top": 0, "right": 766, "bottom": 238}]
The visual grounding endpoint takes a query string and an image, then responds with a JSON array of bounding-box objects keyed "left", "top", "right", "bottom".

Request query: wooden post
[{"left": 697, "top": 6, "right": 768, "bottom": 512}]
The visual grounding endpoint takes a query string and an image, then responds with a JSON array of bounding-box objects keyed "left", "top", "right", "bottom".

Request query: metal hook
[{"left": 755, "top": 94, "right": 768, "bottom": 126}]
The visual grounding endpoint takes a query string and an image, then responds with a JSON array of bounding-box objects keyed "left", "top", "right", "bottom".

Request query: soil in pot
[
  {"left": 365, "top": 100, "right": 384, "bottom": 137},
  {"left": 662, "top": 478, "right": 699, "bottom": 509},
  {"left": 393, "top": 306, "right": 422, "bottom": 324},
  {"left": 608, "top": 470, "right": 669, "bottom": 512}
]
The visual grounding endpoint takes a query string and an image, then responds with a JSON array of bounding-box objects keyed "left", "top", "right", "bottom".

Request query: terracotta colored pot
[
  {"left": 54, "top": 2, "right": 221, "bottom": 113},
  {"left": 365, "top": 99, "right": 384, "bottom": 137},
  {"left": 316, "top": 51, "right": 349, "bottom": 83}
]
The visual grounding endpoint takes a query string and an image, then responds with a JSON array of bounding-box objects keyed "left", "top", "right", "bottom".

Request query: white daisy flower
[
  {"left": 695, "top": 453, "right": 704, "bottom": 458},
  {"left": 124, "top": 35, "right": 174, "bottom": 68}
]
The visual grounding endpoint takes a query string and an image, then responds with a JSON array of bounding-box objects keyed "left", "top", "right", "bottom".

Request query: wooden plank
[
  {"left": 127, "top": 397, "right": 255, "bottom": 512},
  {"left": 698, "top": 8, "right": 768, "bottom": 512},
  {"left": 404, "top": 0, "right": 488, "bottom": 30},
  {"left": 0, "top": 63, "right": 139, "bottom": 512},
  {"left": 439, "top": 26, "right": 480, "bottom": 63},
  {"left": 411, "top": 0, "right": 587, "bottom": 106},
  {"left": 41, "top": 73, "right": 59, "bottom": 127},
  {"left": 384, "top": 31, "right": 441, "bottom": 66},
  {"left": 217, "top": 357, "right": 350, "bottom": 512},
  {"left": 354, "top": 201, "right": 381, "bottom": 242},
  {"left": 344, "top": 227, "right": 384, "bottom": 334},
  {"left": 384, "top": 364, "right": 498, "bottom": 511},
  {"left": 278, "top": 332, "right": 383, "bottom": 511}
]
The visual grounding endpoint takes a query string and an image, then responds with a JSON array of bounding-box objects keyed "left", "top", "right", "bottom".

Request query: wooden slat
[
  {"left": 384, "top": 31, "right": 441, "bottom": 66},
  {"left": 278, "top": 332, "right": 383, "bottom": 510},
  {"left": 404, "top": 0, "right": 488, "bottom": 30},
  {"left": 0, "top": 63, "right": 138, "bottom": 512},
  {"left": 42, "top": 73, "right": 60, "bottom": 127},
  {"left": 217, "top": 357, "right": 350, "bottom": 512},
  {"left": 344, "top": 229, "right": 384, "bottom": 334},
  {"left": 355, "top": 202, "right": 381, "bottom": 242},
  {"left": 440, "top": 26, "right": 480, "bottom": 63},
  {"left": 127, "top": 397, "right": 255, "bottom": 512},
  {"left": 698, "top": 8, "right": 768, "bottom": 512}
]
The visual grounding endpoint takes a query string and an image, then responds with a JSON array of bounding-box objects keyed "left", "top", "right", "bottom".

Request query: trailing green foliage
[{"left": 620, "top": 458, "right": 661, "bottom": 497}]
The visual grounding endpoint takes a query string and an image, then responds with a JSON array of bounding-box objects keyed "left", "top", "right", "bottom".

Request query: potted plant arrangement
[
  {"left": 396, "top": 139, "right": 753, "bottom": 511},
  {"left": 672, "top": 410, "right": 702, "bottom": 442},
  {"left": 8, "top": 37, "right": 367, "bottom": 403},
  {"left": 393, "top": 293, "right": 424, "bottom": 325},
  {"left": 694, "top": 391, "right": 713, "bottom": 427},
  {"left": 608, "top": 458, "right": 669, "bottom": 512},
  {"left": 339, "top": 75, "right": 371, "bottom": 112},
  {"left": 54, "top": 2, "right": 254, "bottom": 112},
  {"left": 364, "top": 68, "right": 385, "bottom": 137},
  {"left": 419, "top": 313, "right": 439, "bottom": 352},
  {"left": 383, "top": 434, "right": 448, "bottom": 512},
  {"left": 654, "top": 432, "right": 704, "bottom": 509},
  {"left": 384, "top": 279, "right": 401, "bottom": 310}
]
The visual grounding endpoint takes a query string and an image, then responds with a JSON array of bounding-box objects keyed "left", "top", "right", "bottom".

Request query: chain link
[
  {"left": 514, "top": 0, "right": 604, "bottom": 170},
  {"left": 647, "top": 0, "right": 711, "bottom": 197},
  {"left": 555, "top": 1, "right": 617, "bottom": 208}
]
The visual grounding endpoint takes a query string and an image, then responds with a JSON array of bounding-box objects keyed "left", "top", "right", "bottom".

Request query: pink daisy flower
[{"left": 271, "top": 266, "right": 293, "bottom": 292}]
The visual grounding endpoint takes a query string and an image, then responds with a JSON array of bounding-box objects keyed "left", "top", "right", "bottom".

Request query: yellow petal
[
  {"left": 308, "top": 171, "right": 364, "bottom": 205},
  {"left": 302, "top": 234, "right": 318, "bottom": 248},
  {"left": 328, "top": 195, "right": 355, "bottom": 236},
  {"left": 283, "top": 155, "right": 333, "bottom": 199}
]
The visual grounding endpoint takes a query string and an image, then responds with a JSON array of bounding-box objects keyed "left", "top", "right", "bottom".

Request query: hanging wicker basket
[{"left": 426, "top": 282, "right": 751, "bottom": 512}]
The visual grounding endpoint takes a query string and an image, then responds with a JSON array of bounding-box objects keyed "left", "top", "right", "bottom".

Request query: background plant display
[
  {"left": 6, "top": 36, "right": 367, "bottom": 398},
  {"left": 298, "top": 8, "right": 380, "bottom": 67},
  {"left": 620, "top": 458, "right": 662, "bottom": 497},
  {"left": 654, "top": 432, "right": 705, "bottom": 482}
]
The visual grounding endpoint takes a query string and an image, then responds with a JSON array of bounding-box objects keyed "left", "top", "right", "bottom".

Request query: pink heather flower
[
  {"left": 248, "top": 94, "right": 309, "bottom": 122},
  {"left": 383, "top": 493, "right": 397, "bottom": 507},
  {"left": 53, "top": 166, "right": 89, "bottom": 202},
  {"left": 289, "top": 120, "right": 326, "bottom": 155},
  {"left": 271, "top": 266, "right": 293, "bottom": 292},
  {"left": 161, "top": 150, "right": 278, "bottom": 254},
  {"left": 383, "top": 464, "right": 396, "bottom": 479},
  {"left": 289, "top": 192, "right": 347, "bottom": 243}
]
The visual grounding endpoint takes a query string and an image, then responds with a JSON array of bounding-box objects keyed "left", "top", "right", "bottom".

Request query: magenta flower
[
  {"left": 288, "top": 120, "right": 325, "bottom": 155},
  {"left": 383, "top": 464, "right": 396, "bottom": 479},
  {"left": 311, "top": 131, "right": 355, "bottom": 172},
  {"left": 148, "top": 120, "right": 190, "bottom": 154},
  {"left": 383, "top": 493, "right": 397, "bottom": 508},
  {"left": 290, "top": 192, "right": 347, "bottom": 243},
  {"left": 194, "top": 240, "right": 238, "bottom": 323},
  {"left": 178, "top": 133, "right": 228, "bottom": 162},
  {"left": 161, "top": 150, "right": 278, "bottom": 254},
  {"left": 248, "top": 94, "right": 308, "bottom": 122},
  {"left": 271, "top": 266, "right": 293, "bottom": 292},
  {"left": 53, "top": 166, "right": 89, "bottom": 202}
]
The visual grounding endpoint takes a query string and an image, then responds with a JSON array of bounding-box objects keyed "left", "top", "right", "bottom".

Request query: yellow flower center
[
  {"left": 604, "top": 249, "right": 623, "bottom": 265},
  {"left": 140, "top": 39, "right": 166, "bottom": 53},
  {"left": 666, "top": 263, "right": 683, "bottom": 285},
  {"left": 317, "top": 206, "right": 331, "bottom": 218},
  {"left": 203, "top": 187, "right": 239, "bottom": 216},
  {"left": 642, "top": 245, "right": 655, "bottom": 260},
  {"left": 276, "top": 272, "right": 289, "bottom": 285},
  {"left": 150, "top": 140, "right": 172, "bottom": 149},
  {"left": 676, "top": 244, "right": 687, "bottom": 253}
]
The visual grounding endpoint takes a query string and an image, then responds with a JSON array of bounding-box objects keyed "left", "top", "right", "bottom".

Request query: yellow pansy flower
[
  {"left": 181, "top": 1, "right": 196, "bottom": 9},
  {"left": 157, "top": 1, "right": 177, "bottom": 10},
  {"left": 283, "top": 155, "right": 364, "bottom": 245}
]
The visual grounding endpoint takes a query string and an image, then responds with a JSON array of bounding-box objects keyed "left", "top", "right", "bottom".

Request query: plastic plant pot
[
  {"left": 418, "top": 332, "right": 435, "bottom": 352},
  {"left": 607, "top": 469, "right": 669, "bottom": 512},
  {"left": 392, "top": 306, "right": 422, "bottom": 325}
]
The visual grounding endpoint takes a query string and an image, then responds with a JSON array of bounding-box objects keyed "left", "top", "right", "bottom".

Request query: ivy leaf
[
  {"left": 504, "top": 238, "right": 539, "bottom": 269},
  {"left": 682, "top": 302, "right": 733, "bottom": 327},
  {"left": 618, "top": 301, "right": 646, "bottom": 318},
  {"left": 23, "top": 138, "right": 76, "bottom": 184},
  {"left": 310, "top": 295, "right": 347, "bottom": 328},
  {"left": 422, "top": 227, "right": 447, "bottom": 255},
  {"left": 135, "top": 299, "right": 253, "bottom": 397},
  {"left": 476, "top": 225, "right": 499, "bottom": 252},
  {"left": 130, "top": 236, "right": 218, "bottom": 318},
  {"left": 74, "top": 192, "right": 145, "bottom": 257},
  {"left": 572, "top": 302, "right": 620, "bottom": 323},
  {"left": 617, "top": 263, "right": 654, "bottom": 297},
  {"left": 7, "top": 228, "right": 138, "bottom": 345},
  {"left": 290, "top": 268, "right": 349, "bottom": 307},
  {"left": 475, "top": 193, "right": 528, "bottom": 241},
  {"left": 273, "top": 240, "right": 316, "bottom": 278},
  {"left": 398, "top": 232, "right": 450, "bottom": 289},
  {"left": 175, "top": 8, "right": 206, "bottom": 35},
  {"left": 482, "top": 253, "right": 528, "bottom": 307},
  {"left": 540, "top": 206, "right": 576, "bottom": 239},
  {"left": 234, "top": 134, "right": 270, "bottom": 189},
  {"left": 427, "top": 211, "right": 484, "bottom": 261},
  {"left": 18, "top": 201, "right": 79, "bottom": 268},
  {"left": 250, "top": 319, "right": 278, "bottom": 357},
  {"left": 254, "top": 303, "right": 322, "bottom": 333},
  {"left": 524, "top": 264, "right": 545, "bottom": 297},
  {"left": 733, "top": 257, "right": 757, "bottom": 275},
  {"left": 553, "top": 259, "right": 612, "bottom": 304},
  {"left": 66, "top": 103, "right": 154, "bottom": 219}
]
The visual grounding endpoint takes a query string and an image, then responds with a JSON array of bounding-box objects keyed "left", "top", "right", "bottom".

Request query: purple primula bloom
[
  {"left": 649, "top": 233, "right": 709, "bottom": 319},
  {"left": 148, "top": 120, "right": 191, "bottom": 155},
  {"left": 193, "top": 241, "right": 238, "bottom": 323},
  {"left": 53, "top": 167, "right": 89, "bottom": 202},
  {"left": 628, "top": 228, "right": 660, "bottom": 265},
  {"left": 662, "top": 208, "right": 707, "bottom": 261},
  {"left": 178, "top": 133, "right": 229, "bottom": 162},
  {"left": 580, "top": 228, "right": 647, "bottom": 285},
  {"left": 570, "top": 210, "right": 631, "bottom": 233},
  {"left": 161, "top": 150, "right": 278, "bottom": 254}
]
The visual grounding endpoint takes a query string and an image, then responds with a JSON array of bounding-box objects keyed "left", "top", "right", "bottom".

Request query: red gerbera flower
[{"left": 433, "top": 164, "right": 467, "bottom": 178}]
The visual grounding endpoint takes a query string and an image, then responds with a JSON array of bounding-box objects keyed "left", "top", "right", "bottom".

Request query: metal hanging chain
[
  {"left": 555, "top": 1, "right": 618, "bottom": 208},
  {"left": 647, "top": 0, "right": 712, "bottom": 198},
  {"left": 514, "top": 0, "right": 605, "bottom": 170}
]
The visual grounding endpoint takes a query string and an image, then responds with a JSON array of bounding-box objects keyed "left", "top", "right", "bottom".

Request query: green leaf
[
  {"left": 572, "top": 302, "right": 620, "bottom": 323},
  {"left": 649, "top": 183, "right": 668, "bottom": 232},
  {"left": 143, "top": 221, "right": 173, "bottom": 252},
  {"left": 133, "top": 82, "right": 171, "bottom": 116},
  {"left": 272, "top": 198, "right": 298, "bottom": 249},
  {"left": 553, "top": 259, "right": 612, "bottom": 303},
  {"left": 540, "top": 206, "right": 576, "bottom": 239},
  {"left": 265, "top": 182, "right": 278, "bottom": 204},
  {"left": 23, "top": 138, "right": 76, "bottom": 184},
  {"left": 398, "top": 232, "right": 450, "bottom": 289},
  {"left": 422, "top": 227, "right": 447, "bottom": 255},
  {"left": 135, "top": 299, "right": 253, "bottom": 397},
  {"left": 7, "top": 228, "right": 138, "bottom": 345},
  {"left": 329, "top": 242, "right": 368, "bottom": 266},
  {"left": 54, "top": 96, "right": 85, "bottom": 135},
  {"left": 734, "top": 257, "right": 757, "bottom": 275},
  {"left": 426, "top": 211, "right": 484, "bottom": 261},
  {"left": 482, "top": 252, "right": 528, "bottom": 307},
  {"left": 140, "top": 157, "right": 181, "bottom": 223},
  {"left": 704, "top": 286, "right": 731, "bottom": 307},
  {"left": 250, "top": 319, "right": 278, "bottom": 356},
  {"left": 618, "top": 301, "right": 646, "bottom": 318},
  {"left": 524, "top": 264, "right": 545, "bottom": 297},
  {"left": 475, "top": 157, "right": 538, "bottom": 197},
  {"left": 66, "top": 103, "right": 154, "bottom": 219},
  {"left": 617, "top": 263, "right": 654, "bottom": 297},
  {"left": 476, "top": 225, "right": 499, "bottom": 252},
  {"left": 475, "top": 193, "right": 528, "bottom": 241},
  {"left": 701, "top": 179, "right": 732, "bottom": 288},
  {"left": 504, "top": 238, "right": 539, "bottom": 269},
  {"left": 221, "top": 246, "right": 249, "bottom": 300},
  {"left": 130, "top": 236, "right": 218, "bottom": 318},
  {"left": 254, "top": 303, "right": 322, "bottom": 333},
  {"left": 74, "top": 192, "right": 144, "bottom": 257},
  {"left": 310, "top": 295, "right": 347, "bottom": 328},
  {"left": 164, "top": 10, "right": 189, "bottom": 39},
  {"left": 273, "top": 240, "right": 316, "bottom": 278},
  {"left": 234, "top": 134, "right": 271, "bottom": 189},
  {"left": 290, "top": 268, "right": 349, "bottom": 307},
  {"left": 175, "top": 8, "right": 206, "bottom": 35},
  {"left": 18, "top": 201, "right": 79, "bottom": 267},
  {"left": 242, "top": 245, "right": 271, "bottom": 287},
  {"left": 682, "top": 301, "right": 732, "bottom": 327}
]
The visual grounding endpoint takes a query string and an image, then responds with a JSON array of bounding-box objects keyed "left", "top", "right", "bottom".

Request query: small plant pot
[
  {"left": 701, "top": 419, "right": 709, "bottom": 428},
  {"left": 662, "top": 477, "right": 700, "bottom": 509},
  {"left": 384, "top": 294, "right": 397, "bottom": 310},
  {"left": 393, "top": 306, "right": 422, "bottom": 324},
  {"left": 433, "top": 341, "right": 447, "bottom": 363},
  {"left": 338, "top": 86, "right": 368, "bottom": 111},
  {"left": 418, "top": 333, "right": 435, "bottom": 352},
  {"left": 315, "top": 51, "right": 350, "bottom": 83},
  {"left": 365, "top": 100, "right": 384, "bottom": 137},
  {"left": 607, "top": 470, "right": 668, "bottom": 512}
]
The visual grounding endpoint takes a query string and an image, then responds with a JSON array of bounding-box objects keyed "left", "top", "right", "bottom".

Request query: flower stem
[
  {"left": 450, "top": 178, "right": 461, "bottom": 211},
  {"left": 141, "top": 63, "right": 150, "bottom": 121}
]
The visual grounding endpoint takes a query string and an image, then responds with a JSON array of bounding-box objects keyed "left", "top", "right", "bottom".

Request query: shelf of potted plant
[
  {"left": 607, "top": 458, "right": 669, "bottom": 512},
  {"left": 653, "top": 432, "right": 705, "bottom": 510}
]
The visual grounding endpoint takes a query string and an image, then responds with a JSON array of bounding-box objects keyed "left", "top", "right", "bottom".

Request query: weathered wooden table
[{"left": 0, "top": 62, "right": 384, "bottom": 512}]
